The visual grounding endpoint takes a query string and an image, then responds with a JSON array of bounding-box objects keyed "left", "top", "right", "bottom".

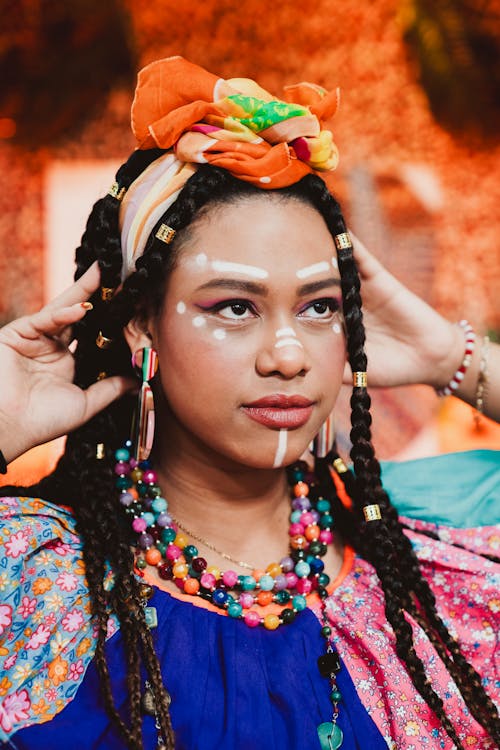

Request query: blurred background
[{"left": 0, "top": 0, "right": 499, "bottom": 483}]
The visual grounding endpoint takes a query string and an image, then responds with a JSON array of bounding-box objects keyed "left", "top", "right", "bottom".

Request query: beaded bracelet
[
  {"left": 0, "top": 449, "right": 7, "bottom": 475},
  {"left": 436, "top": 320, "right": 476, "bottom": 396}
]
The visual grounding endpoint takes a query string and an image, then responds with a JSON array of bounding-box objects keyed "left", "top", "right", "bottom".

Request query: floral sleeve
[{"left": 0, "top": 496, "right": 115, "bottom": 741}]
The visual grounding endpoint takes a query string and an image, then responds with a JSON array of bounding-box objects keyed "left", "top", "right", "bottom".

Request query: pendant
[{"left": 317, "top": 722, "right": 343, "bottom": 750}]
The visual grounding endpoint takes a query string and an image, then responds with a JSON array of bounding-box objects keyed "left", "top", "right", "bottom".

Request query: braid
[{"left": 3, "top": 162, "right": 498, "bottom": 748}]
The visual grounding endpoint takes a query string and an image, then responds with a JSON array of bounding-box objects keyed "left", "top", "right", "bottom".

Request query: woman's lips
[{"left": 242, "top": 395, "right": 314, "bottom": 429}]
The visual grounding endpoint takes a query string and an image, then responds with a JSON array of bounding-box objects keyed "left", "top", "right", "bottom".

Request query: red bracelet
[{"left": 436, "top": 320, "right": 476, "bottom": 396}]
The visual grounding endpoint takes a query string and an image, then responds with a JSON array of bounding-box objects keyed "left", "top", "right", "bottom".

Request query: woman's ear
[{"left": 123, "top": 316, "right": 154, "bottom": 355}]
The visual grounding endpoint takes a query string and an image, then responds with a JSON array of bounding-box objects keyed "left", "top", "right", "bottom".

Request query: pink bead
[
  {"left": 239, "top": 592, "right": 255, "bottom": 609},
  {"left": 166, "top": 544, "right": 182, "bottom": 561},
  {"left": 222, "top": 570, "right": 239, "bottom": 587},
  {"left": 200, "top": 572, "right": 216, "bottom": 589},
  {"left": 285, "top": 572, "right": 298, "bottom": 588},
  {"left": 129, "top": 458, "right": 138, "bottom": 469},
  {"left": 244, "top": 610, "right": 261, "bottom": 628},
  {"left": 296, "top": 578, "right": 313, "bottom": 595},
  {"left": 114, "top": 461, "right": 130, "bottom": 475},
  {"left": 288, "top": 523, "right": 304, "bottom": 537},
  {"left": 319, "top": 529, "right": 333, "bottom": 544},
  {"left": 174, "top": 577, "right": 185, "bottom": 590},
  {"left": 132, "top": 517, "right": 147, "bottom": 533},
  {"left": 301, "top": 511, "right": 315, "bottom": 526},
  {"left": 143, "top": 469, "right": 158, "bottom": 484}
]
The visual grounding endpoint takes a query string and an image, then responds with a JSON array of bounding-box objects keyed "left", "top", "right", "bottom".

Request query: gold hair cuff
[
  {"left": 96, "top": 371, "right": 108, "bottom": 381},
  {"left": 108, "top": 182, "right": 126, "bottom": 201},
  {"left": 101, "top": 287, "right": 115, "bottom": 302},
  {"left": 334, "top": 232, "right": 353, "bottom": 251},
  {"left": 353, "top": 371, "right": 367, "bottom": 388},
  {"left": 156, "top": 224, "right": 176, "bottom": 244},
  {"left": 96, "top": 331, "right": 113, "bottom": 349},
  {"left": 363, "top": 504, "right": 382, "bottom": 522},
  {"left": 333, "top": 457, "right": 348, "bottom": 474},
  {"left": 96, "top": 443, "right": 105, "bottom": 460}
]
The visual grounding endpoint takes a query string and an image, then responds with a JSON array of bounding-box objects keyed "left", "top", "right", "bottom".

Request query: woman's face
[{"left": 148, "top": 196, "right": 346, "bottom": 470}]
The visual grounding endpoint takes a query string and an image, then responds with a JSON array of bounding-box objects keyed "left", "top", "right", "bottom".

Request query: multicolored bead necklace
[{"left": 115, "top": 444, "right": 344, "bottom": 748}]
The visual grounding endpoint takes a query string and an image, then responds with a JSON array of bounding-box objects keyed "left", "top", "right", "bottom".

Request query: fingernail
[{"left": 81, "top": 302, "right": 93, "bottom": 310}]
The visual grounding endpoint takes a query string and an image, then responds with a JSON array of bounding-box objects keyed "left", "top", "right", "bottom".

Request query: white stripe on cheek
[
  {"left": 296, "top": 261, "right": 331, "bottom": 279},
  {"left": 273, "top": 429, "right": 288, "bottom": 468}
]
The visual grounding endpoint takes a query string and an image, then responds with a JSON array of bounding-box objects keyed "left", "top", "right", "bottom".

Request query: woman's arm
[
  {"left": 349, "top": 235, "right": 499, "bottom": 422},
  {"left": 0, "top": 263, "right": 135, "bottom": 467}
]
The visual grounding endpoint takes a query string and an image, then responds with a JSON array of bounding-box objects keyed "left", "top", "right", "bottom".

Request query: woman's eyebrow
[
  {"left": 195, "top": 279, "right": 268, "bottom": 295},
  {"left": 298, "top": 278, "right": 341, "bottom": 295}
]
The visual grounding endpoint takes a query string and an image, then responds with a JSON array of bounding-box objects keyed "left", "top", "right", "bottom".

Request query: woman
[{"left": 0, "top": 57, "right": 499, "bottom": 750}]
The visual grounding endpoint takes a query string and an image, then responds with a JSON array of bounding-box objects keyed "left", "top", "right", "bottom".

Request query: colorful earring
[
  {"left": 311, "top": 411, "right": 336, "bottom": 458},
  {"left": 131, "top": 347, "right": 159, "bottom": 461}
]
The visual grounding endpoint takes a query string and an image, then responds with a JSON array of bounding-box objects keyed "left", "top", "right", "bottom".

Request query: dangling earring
[
  {"left": 131, "top": 346, "right": 159, "bottom": 461},
  {"left": 311, "top": 411, "right": 336, "bottom": 458}
]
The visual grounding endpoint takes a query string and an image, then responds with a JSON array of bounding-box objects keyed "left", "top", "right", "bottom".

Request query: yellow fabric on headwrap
[{"left": 120, "top": 55, "right": 340, "bottom": 277}]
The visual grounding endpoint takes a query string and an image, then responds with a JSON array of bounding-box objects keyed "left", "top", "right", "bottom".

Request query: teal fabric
[{"left": 380, "top": 449, "right": 499, "bottom": 528}]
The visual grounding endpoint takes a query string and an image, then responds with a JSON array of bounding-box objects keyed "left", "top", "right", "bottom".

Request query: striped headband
[{"left": 119, "top": 55, "right": 340, "bottom": 279}]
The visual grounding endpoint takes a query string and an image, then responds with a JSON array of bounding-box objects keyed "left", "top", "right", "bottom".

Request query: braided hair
[{"left": 3, "top": 159, "right": 499, "bottom": 749}]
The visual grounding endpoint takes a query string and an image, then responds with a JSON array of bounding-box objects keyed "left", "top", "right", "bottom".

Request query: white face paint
[
  {"left": 274, "top": 327, "right": 303, "bottom": 350},
  {"left": 331, "top": 256, "right": 338, "bottom": 269},
  {"left": 176, "top": 301, "right": 186, "bottom": 314},
  {"left": 192, "top": 315, "right": 206, "bottom": 328},
  {"left": 296, "top": 261, "right": 331, "bottom": 279},
  {"left": 195, "top": 253, "right": 208, "bottom": 268},
  {"left": 332, "top": 322, "right": 342, "bottom": 334},
  {"left": 210, "top": 260, "right": 269, "bottom": 279},
  {"left": 273, "top": 429, "right": 288, "bottom": 468},
  {"left": 213, "top": 328, "right": 226, "bottom": 340}
]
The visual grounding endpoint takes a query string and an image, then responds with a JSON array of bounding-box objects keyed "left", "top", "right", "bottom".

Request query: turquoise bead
[
  {"left": 115, "top": 476, "right": 132, "bottom": 490},
  {"left": 227, "top": 602, "right": 243, "bottom": 618},
  {"left": 156, "top": 542, "right": 167, "bottom": 557},
  {"left": 151, "top": 497, "right": 167, "bottom": 513},
  {"left": 183, "top": 544, "right": 198, "bottom": 560},
  {"left": 292, "top": 595, "right": 307, "bottom": 611},
  {"left": 316, "top": 498, "right": 331, "bottom": 512},
  {"left": 274, "top": 590, "right": 290, "bottom": 604},
  {"left": 319, "top": 513, "right": 334, "bottom": 529},
  {"left": 162, "top": 528, "right": 177, "bottom": 543},
  {"left": 321, "top": 625, "right": 332, "bottom": 638},
  {"left": 242, "top": 575, "right": 257, "bottom": 591},
  {"left": 317, "top": 722, "right": 343, "bottom": 750},
  {"left": 294, "top": 561, "right": 310, "bottom": 578},
  {"left": 317, "top": 573, "right": 331, "bottom": 587},
  {"left": 115, "top": 447, "right": 130, "bottom": 462},
  {"left": 290, "top": 510, "right": 302, "bottom": 524},
  {"left": 141, "top": 512, "right": 155, "bottom": 527},
  {"left": 330, "top": 689, "right": 342, "bottom": 703},
  {"left": 259, "top": 574, "right": 274, "bottom": 591},
  {"left": 292, "top": 468, "right": 304, "bottom": 482}
]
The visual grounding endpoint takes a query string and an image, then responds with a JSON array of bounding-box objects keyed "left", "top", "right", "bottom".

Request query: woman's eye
[
  {"left": 300, "top": 298, "right": 340, "bottom": 319},
  {"left": 214, "top": 301, "right": 255, "bottom": 320}
]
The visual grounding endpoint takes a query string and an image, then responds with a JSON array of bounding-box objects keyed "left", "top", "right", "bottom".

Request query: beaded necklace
[{"left": 115, "top": 445, "right": 344, "bottom": 749}]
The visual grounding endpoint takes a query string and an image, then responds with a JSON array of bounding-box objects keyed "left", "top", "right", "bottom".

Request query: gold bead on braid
[
  {"left": 155, "top": 224, "right": 176, "bottom": 244},
  {"left": 96, "top": 331, "right": 113, "bottom": 349},
  {"left": 101, "top": 287, "right": 115, "bottom": 302},
  {"left": 108, "top": 182, "right": 126, "bottom": 201},
  {"left": 353, "top": 371, "right": 367, "bottom": 388},
  {"left": 334, "top": 232, "right": 353, "bottom": 251},
  {"left": 333, "top": 457, "right": 348, "bottom": 474},
  {"left": 96, "top": 443, "right": 106, "bottom": 460},
  {"left": 363, "top": 504, "right": 382, "bottom": 522}
]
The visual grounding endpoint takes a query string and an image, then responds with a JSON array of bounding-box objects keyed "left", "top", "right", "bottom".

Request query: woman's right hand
[{"left": 0, "top": 263, "right": 136, "bottom": 465}]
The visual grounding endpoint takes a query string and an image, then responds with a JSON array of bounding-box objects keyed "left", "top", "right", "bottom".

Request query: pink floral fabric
[
  {"left": 316, "top": 518, "right": 500, "bottom": 748},
  {"left": 0, "top": 496, "right": 116, "bottom": 741}
]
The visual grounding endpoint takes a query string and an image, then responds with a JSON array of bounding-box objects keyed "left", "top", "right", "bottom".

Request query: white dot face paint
[
  {"left": 331, "top": 256, "right": 338, "bottom": 269},
  {"left": 210, "top": 260, "right": 269, "bottom": 279},
  {"left": 192, "top": 315, "right": 206, "bottom": 328},
  {"left": 273, "top": 429, "right": 288, "bottom": 468},
  {"left": 213, "top": 328, "right": 226, "bottom": 340},
  {"left": 332, "top": 322, "right": 342, "bottom": 334},
  {"left": 176, "top": 301, "right": 186, "bottom": 314},
  {"left": 296, "top": 261, "right": 331, "bottom": 279},
  {"left": 195, "top": 253, "right": 208, "bottom": 267}
]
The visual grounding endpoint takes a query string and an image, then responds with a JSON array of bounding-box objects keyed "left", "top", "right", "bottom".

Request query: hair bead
[
  {"left": 334, "top": 232, "right": 353, "bottom": 251},
  {"left": 363, "top": 504, "right": 382, "bottom": 522},
  {"left": 155, "top": 224, "right": 176, "bottom": 244},
  {"left": 332, "top": 457, "right": 348, "bottom": 474},
  {"left": 96, "top": 443, "right": 106, "bottom": 460},
  {"left": 101, "top": 287, "right": 115, "bottom": 302},
  {"left": 108, "top": 182, "right": 127, "bottom": 201},
  {"left": 352, "top": 371, "right": 367, "bottom": 388},
  {"left": 96, "top": 331, "right": 113, "bottom": 349}
]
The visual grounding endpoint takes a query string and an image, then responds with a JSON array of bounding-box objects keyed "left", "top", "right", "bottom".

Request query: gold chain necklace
[{"left": 171, "top": 517, "right": 256, "bottom": 570}]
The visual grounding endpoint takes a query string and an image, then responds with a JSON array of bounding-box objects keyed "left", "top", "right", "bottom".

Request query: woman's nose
[{"left": 255, "top": 326, "right": 310, "bottom": 379}]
